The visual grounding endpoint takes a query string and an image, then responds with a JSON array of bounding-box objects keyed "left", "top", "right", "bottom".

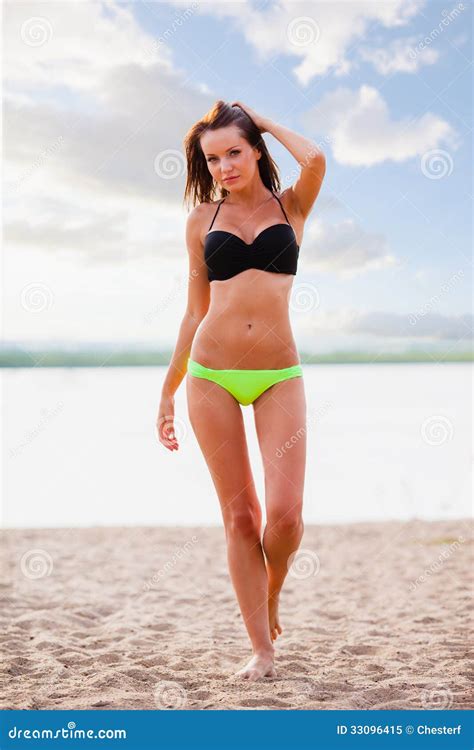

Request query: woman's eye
[{"left": 208, "top": 151, "right": 239, "bottom": 163}]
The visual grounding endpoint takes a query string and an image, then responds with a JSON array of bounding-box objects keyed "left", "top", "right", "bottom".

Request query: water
[{"left": 2, "top": 364, "right": 471, "bottom": 528}]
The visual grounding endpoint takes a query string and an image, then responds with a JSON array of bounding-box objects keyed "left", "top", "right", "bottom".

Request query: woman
[{"left": 157, "top": 100, "right": 325, "bottom": 681}]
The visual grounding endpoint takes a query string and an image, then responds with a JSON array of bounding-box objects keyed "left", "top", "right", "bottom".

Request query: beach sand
[{"left": 1, "top": 520, "right": 472, "bottom": 710}]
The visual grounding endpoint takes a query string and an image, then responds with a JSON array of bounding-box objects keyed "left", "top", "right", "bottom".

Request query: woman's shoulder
[
  {"left": 188, "top": 199, "right": 218, "bottom": 219},
  {"left": 187, "top": 199, "right": 222, "bottom": 245},
  {"left": 191, "top": 198, "right": 222, "bottom": 215}
]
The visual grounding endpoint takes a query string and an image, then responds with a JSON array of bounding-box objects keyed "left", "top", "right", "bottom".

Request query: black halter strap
[
  {"left": 208, "top": 198, "right": 226, "bottom": 231},
  {"left": 207, "top": 191, "right": 290, "bottom": 231},
  {"left": 271, "top": 192, "right": 291, "bottom": 226}
]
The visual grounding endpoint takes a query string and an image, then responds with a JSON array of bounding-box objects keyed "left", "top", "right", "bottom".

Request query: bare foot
[
  {"left": 234, "top": 650, "right": 276, "bottom": 681},
  {"left": 268, "top": 591, "right": 282, "bottom": 642}
]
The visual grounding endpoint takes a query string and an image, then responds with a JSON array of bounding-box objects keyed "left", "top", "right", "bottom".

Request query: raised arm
[
  {"left": 231, "top": 101, "right": 326, "bottom": 220},
  {"left": 266, "top": 120, "right": 326, "bottom": 220}
]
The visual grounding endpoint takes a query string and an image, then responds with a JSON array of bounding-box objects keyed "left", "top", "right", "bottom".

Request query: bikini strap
[
  {"left": 208, "top": 198, "right": 226, "bottom": 231},
  {"left": 272, "top": 191, "right": 291, "bottom": 226}
]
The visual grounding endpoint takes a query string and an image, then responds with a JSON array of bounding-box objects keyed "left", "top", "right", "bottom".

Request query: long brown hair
[{"left": 183, "top": 100, "right": 281, "bottom": 210}]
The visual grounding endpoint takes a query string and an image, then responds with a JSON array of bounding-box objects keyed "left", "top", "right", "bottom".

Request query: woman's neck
[{"left": 224, "top": 179, "right": 273, "bottom": 210}]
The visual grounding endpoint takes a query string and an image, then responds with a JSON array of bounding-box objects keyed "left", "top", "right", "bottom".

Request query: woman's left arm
[
  {"left": 265, "top": 119, "right": 326, "bottom": 219},
  {"left": 231, "top": 102, "right": 325, "bottom": 219}
]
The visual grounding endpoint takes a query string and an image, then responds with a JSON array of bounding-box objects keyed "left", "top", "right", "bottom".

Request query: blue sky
[{"left": 3, "top": 0, "right": 473, "bottom": 354}]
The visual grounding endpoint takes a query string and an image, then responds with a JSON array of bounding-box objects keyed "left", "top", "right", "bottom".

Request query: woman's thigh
[
  {"left": 186, "top": 374, "right": 260, "bottom": 521},
  {"left": 252, "top": 376, "right": 307, "bottom": 518}
]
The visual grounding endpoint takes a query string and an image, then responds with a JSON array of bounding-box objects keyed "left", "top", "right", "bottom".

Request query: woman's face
[{"left": 200, "top": 125, "right": 261, "bottom": 191}]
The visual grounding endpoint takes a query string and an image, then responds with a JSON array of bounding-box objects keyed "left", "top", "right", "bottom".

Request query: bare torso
[{"left": 189, "top": 191, "right": 305, "bottom": 369}]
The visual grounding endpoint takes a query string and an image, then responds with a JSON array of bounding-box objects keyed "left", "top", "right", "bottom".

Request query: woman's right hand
[{"left": 156, "top": 393, "right": 179, "bottom": 451}]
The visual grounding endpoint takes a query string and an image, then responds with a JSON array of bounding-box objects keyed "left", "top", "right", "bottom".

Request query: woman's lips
[{"left": 224, "top": 176, "right": 239, "bottom": 182}]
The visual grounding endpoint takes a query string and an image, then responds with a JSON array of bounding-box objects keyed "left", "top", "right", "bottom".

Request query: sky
[{"left": 3, "top": 0, "right": 473, "bottom": 355}]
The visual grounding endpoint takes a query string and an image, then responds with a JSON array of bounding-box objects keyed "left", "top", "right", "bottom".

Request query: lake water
[{"left": 2, "top": 364, "right": 471, "bottom": 528}]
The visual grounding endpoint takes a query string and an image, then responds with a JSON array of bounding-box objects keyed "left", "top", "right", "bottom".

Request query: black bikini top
[{"left": 204, "top": 191, "right": 299, "bottom": 282}]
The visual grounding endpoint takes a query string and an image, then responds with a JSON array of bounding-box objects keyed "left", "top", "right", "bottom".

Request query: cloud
[
  {"left": 169, "top": 0, "right": 425, "bottom": 85},
  {"left": 309, "top": 310, "right": 473, "bottom": 340},
  {"left": 301, "top": 218, "right": 398, "bottom": 277},
  {"left": 359, "top": 35, "right": 440, "bottom": 74},
  {"left": 3, "top": 0, "right": 212, "bottom": 204},
  {"left": 3, "top": 1, "right": 217, "bottom": 265},
  {"left": 303, "top": 85, "right": 457, "bottom": 166},
  {"left": 3, "top": 0, "right": 176, "bottom": 94}
]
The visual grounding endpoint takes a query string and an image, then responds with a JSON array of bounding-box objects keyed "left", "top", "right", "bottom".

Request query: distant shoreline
[{"left": 0, "top": 348, "right": 472, "bottom": 367}]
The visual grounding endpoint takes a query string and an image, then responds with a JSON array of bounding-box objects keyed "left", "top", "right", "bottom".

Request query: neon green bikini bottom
[{"left": 187, "top": 358, "right": 303, "bottom": 406}]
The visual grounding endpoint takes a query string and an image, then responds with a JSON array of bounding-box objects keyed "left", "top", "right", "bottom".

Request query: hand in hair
[{"left": 231, "top": 101, "right": 271, "bottom": 134}]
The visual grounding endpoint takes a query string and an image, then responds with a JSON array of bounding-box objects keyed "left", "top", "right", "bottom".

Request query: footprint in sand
[
  {"left": 137, "top": 656, "right": 169, "bottom": 668},
  {"left": 341, "top": 645, "right": 378, "bottom": 656},
  {"left": 279, "top": 660, "right": 311, "bottom": 674},
  {"left": 365, "top": 663, "right": 386, "bottom": 673},
  {"left": 147, "top": 622, "right": 174, "bottom": 632},
  {"left": 96, "top": 653, "right": 121, "bottom": 664}
]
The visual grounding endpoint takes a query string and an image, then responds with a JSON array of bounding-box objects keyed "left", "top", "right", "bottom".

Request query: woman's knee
[
  {"left": 266, "top": 500, "right": 304, "bottom": 535},
  {"left": 224, "top": 504, "right": 262, "bottom": 539}
]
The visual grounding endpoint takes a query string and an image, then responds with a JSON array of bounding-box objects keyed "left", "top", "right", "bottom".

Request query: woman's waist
[{"left": 191, "top": 316, "right": 299, "bottom": 369}]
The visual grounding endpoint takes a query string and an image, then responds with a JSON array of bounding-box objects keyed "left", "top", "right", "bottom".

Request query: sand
[{"left": 1, "top": 519, "right": 472, "bottom": 710}]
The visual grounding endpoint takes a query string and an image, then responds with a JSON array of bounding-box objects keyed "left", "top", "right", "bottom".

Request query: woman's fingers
[{"left": 157, "top": 414, "right": 179, "bottom": 450}]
